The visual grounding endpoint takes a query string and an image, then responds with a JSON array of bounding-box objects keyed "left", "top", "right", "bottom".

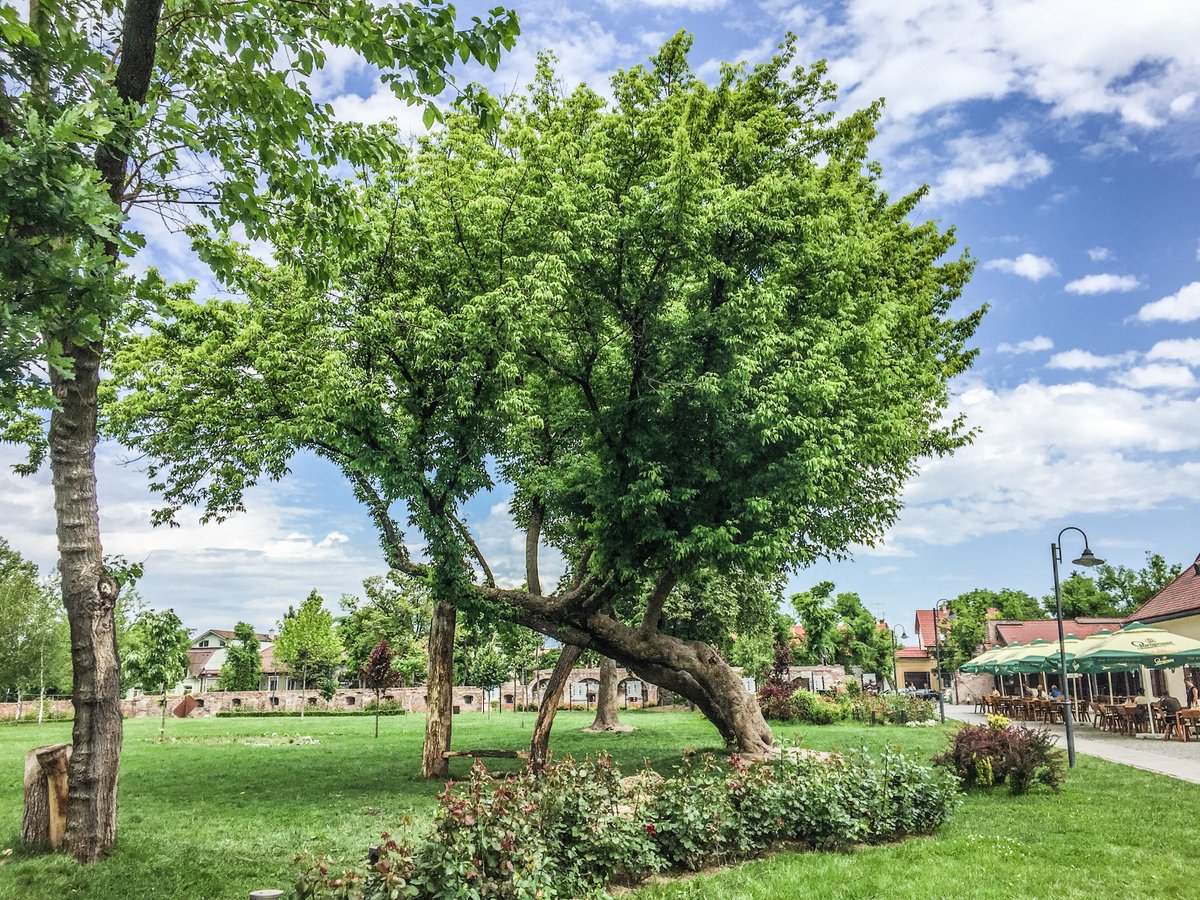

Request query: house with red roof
[
  {"left": 178, "top": 628, "right": 285, "bottom": 694},
  {"left": 1126, "top": 552, "right": 1200, "bottom": 700}
]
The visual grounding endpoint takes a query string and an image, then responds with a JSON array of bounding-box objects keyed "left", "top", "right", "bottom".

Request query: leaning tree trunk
[
  {"left": 49, "top": 343, "right": 126, "bottom": 864},
  {"left": 530, "top": 644, "right": 583, "bottom": 770},
  {"left": 421, "top": 601, "right": 457, "bottom": 778},
  {"left": 506, "top": 603, "right": 773, "bottom": 757},
  {"left": 584, "top": 656, "right": 624, "bottom": 732}
]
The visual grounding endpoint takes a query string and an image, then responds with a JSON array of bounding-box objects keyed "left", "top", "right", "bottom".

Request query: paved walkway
[{"left": 943, "top": 704, "right": 1200, "bottom": 785}]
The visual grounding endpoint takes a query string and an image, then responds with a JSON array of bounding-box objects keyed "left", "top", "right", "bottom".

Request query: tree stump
[{"left": 22, "top": 743, "right": 71, "bottom": 849}]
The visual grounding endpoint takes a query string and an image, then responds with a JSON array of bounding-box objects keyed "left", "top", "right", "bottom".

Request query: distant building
[
  {"left": 177, "top": 628, "right": 284, "bottom": 695},
  {"left": 1126, "top": 552, "right": 1200, "bottom": 700}
]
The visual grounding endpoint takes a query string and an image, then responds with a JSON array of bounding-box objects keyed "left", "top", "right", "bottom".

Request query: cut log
[
  {"left": 441, "top": 749, "right": 530, "bottom": 759},
  {"left": 22, "top": 743, "right": 72, "bottom": 849}
]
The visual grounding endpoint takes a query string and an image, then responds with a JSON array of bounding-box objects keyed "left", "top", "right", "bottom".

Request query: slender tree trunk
[
  {"left": 375, "top": 687, "right": 380, "bottom": 738},
  {"left": 585, "top": 656, "right": 625, "bottom": 732},
  {"left": 38, "top": 644, "right": 46, "bottom": 726},
  {"left": 530, "top": 644, "right": 582, "bottom": 770},
  {"left": 421, "top": 601, "right": 456, "bottom": 778},
  {"left": 158, "top": 686, "right": 166, "bottom": 742},
  {"left": 16, "top": 687, "right": 23, "bottom": 723},
  {"left": 300, "top": 673, "right": 306, "bottom": 719}
]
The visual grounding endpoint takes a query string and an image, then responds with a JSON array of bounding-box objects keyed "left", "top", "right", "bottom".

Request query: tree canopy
[
  {"left": 274, "top": 590, "right": 342, "bottom": 690},
  {"left": 107, "top": 34, "right": 982, "bottom": 754},
  {"left": 122, "top": 608, "right": 191, "bottom": 696},
  {"left": 218, "top": 622, "right": 262, "bottom": 692}
]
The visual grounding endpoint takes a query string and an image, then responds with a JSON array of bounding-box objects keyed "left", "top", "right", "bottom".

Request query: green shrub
[
  {"left": 217, "top": 704, "right": 407, "bottom": 718},
  {"left": 846, "top": 692, "right": 935, "bottom": 725},
  {"left": 294, "top": 747, "right": 959, "bottom": 899}
]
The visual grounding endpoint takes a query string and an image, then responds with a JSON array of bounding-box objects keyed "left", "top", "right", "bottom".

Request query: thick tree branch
[
  {"left": 525, "top": 495, "right": 544, "bottom": 596},
  {"left": 451, "top": 513, "right": 495, "bottom": 588},
  {"left": 640, "top": 571, "right": 678, "bottom": 634}
]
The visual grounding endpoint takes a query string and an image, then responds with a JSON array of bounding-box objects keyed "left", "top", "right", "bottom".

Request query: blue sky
[{"left": 4, "top": 0, "right": 1200, "bottom": 640}]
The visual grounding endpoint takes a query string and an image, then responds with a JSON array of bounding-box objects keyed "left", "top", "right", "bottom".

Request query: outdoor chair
[
  {"left": 1177, "top": 709, "right": 1200, "bottom": 742},
  {"left": 973, "top": 696, "right": 988, "bottom": 715},
  {"left": 1073, "top": 701, "right": 1090, "bottom": 724}
]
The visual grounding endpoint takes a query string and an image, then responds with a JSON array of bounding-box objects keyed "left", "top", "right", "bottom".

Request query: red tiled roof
[
  {"left": 1128, "top": 554, "right": 1200, "bottom": 623},
  {"left": 993, "top": 618, "right": 1124, "bottom": 646},
  {"left": 259, "top": 645, "right": 287, "bottom": 674},
  {"left": 895, "top": 647, "right": 931, "bottom": 659},
  {"left": 186, "top": 648, "right": 215, "bottom": 677},
  {"left": 914, "top": 609, "right": 949, "bottom": 647},
  {"left": 206, "top": 628, "right": 272, "bottom": 642}
]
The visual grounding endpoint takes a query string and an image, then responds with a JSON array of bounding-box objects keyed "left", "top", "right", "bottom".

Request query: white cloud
[
  {"left": 1064, "top": 273, "right": 1142, "bottom": 295},
  {"left": 1136, "top": 281, "right": 1200, "bottom": 322},
  {"left": 817, "top": 0, "right": 1200, "bottom": 131},
  {"left": 876, "top": 378, "right": 1200, "bottom": 548},
  {"left": 984, "top": 253, "right": 1057, "bottom": 280},
  {"left": 1115, "top": 364, "right": 1198, "bottom": 391},
  {"left": 996, "top": 335, "right": 1053, "bottom": 354},
  {"left": 1087, "top": 247, "right": 1111, "bottom": 261},
  {"left": 1170, "top": 93, "right": 1197, "bottom": 115},
  {"left": 603, "top": 0, "right": 726, "bottom": 8},
  {"left": 0, "top": 443, "right": 386, "bottom": 631},
  {"left": 1146, "top": 338, "right": 1200, "bottom": 365},
  {"left": 1046, "top": 349, "right": 1132, "bottom": 370},
  {"left": 928, "top": 129, "right": 1052, "bottom": 203}
]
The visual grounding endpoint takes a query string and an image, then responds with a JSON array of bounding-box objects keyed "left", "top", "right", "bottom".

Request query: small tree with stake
[
  {"left": 122, "top": 609, "right": 191, "bottom": 743},
  {"left": 360, "top": 639, "right": 402, "bottom": 738}
]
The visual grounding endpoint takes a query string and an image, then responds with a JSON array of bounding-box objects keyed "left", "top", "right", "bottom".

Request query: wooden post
[{"left": 22, "top": 743, "right": 71, "bottom": 848}]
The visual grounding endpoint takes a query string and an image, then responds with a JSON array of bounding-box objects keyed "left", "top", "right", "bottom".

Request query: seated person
[
  {"left": 1160, "top": 695, "right": 1183, "bottom": 739},
  {"left": 1049, "top": 685, "right": 1063, "bottom": 699}
]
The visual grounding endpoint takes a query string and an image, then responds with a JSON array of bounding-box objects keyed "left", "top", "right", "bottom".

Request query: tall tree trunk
[
  {"left": 300, "top": 673, "right": 306, "bottom": 719},
  {"left": 48, "top": 0, "right": 163, "bottom": 865},
  {"left": 158, "top": 685, "right": 166, "bottom": 742},
  {"left": 585, "top": 656, "right": 624, "bottom": 732},
  {"left": 421, "top": 601, "right": 456, "bottom": 778},
  {"left": 374, "top": 687, "right": 381, "bottom": 738},
  {"left": 530, "top": 644, "right": 582, "bottom": 770},
  {"left": 51, "top": 344, "right": 125, "bottom": 864}
]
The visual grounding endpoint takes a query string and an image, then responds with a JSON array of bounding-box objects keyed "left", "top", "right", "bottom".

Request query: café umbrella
[{"left": 1072, "top": 622, "right": 1200, "bottom": 673}]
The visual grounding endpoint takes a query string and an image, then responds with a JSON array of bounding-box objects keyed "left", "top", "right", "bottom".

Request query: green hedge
[{"left": 216, "top": 704, "right": 407, "bottom": 718}]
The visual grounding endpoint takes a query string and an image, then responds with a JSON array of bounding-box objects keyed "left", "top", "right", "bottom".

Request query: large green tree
[
  {"left": 217, "top": 622, "right": 262, "bottom": 692},
  {"left": 273, "top": 590, "right": 342, "bottom": 717},
  {"left": 0, "top": 0, "right": 517, "bottom": 861},
  {"left": 339, "top": 573, "right": 431, "bottom": 687},
  {"left": 939, "top": 587, "right": 1043, "bottom": 674},
  {"left": 121, "top": 608, "right": 190, "bottom": 742},
  {"left": 107, "top": 35, "right": 981, "bottom": 758}
]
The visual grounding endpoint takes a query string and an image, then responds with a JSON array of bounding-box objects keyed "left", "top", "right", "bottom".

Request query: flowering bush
[
  {"left": 294, "top": 748, "right": 959, "bottom": 899},
  {"left": 934, "top": 721, "right": 1067, "bottom": 795},
  {"left": 847, "top": 692, "right": 936, "bottom": 725}
]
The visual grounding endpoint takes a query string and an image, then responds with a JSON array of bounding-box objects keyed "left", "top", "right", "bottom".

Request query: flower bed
[{"left": 294, "top": 748, "right": 959, "bottom": 899}]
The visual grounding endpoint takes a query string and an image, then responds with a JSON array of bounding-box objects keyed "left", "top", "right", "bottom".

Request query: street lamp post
[
  {"left": 933, "top": 599, "right": 950, "bottom": 724},
  {"left": 890, "top": 624, "right": 908, "bottom": 692},
  {"left": 1051, "top": 526, "right": 1104, "bottom": 769}
]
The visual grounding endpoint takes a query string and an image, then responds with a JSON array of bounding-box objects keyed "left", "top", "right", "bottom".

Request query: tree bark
[
  {"left": 530, "top": 644, "right": 582, "bottom": 770},
  {"left": 50, "top": 343, "right": 126, "bottom": 864},
  {"left": 47, "top": 0, "right": 163, "bottom": 865},
  {"left": 488, "top": 592, "right": 773, "bottom": 757},
  {"left": 421, "top": 601, "right": 456, "bottom": 778},
  {"left": 22, "top": 743, "right": 72, "bottom": 849},
  {"left": 585, "top": 656, "right": 625, "bottom": 732},
  {"left": 158, "top": 686, "right": 167, "bottom": 742}
]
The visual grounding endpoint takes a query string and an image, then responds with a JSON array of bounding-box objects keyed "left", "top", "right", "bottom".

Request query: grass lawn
[{"left": 0, "top": 711, "right": 1196, "bottom": 899}]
